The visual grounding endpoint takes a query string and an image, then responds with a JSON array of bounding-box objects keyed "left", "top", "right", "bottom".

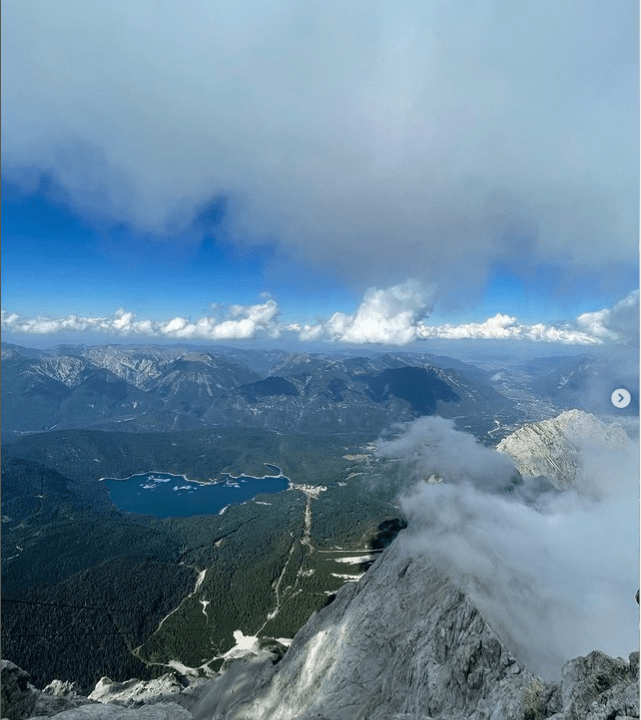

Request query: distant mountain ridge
[
  {"left": 517, "top": 354, "right": 639, "bottom": 416},
  {"left": 1, "top": 343, "right": 518, "bottom": 437}
]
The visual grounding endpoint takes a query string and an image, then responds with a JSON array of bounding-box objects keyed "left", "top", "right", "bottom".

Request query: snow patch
[
  {"left": 331, "top": 573, "right": 365, "bottom": 581},
  {"left": 195, "top": 569, "right": 207, "bottom": 592},
  {"left": 333, "top": 555, "right": 377, "bottom": 564},
  {"left": 222, "top": 631, "right": 260, "bottom": 660}
]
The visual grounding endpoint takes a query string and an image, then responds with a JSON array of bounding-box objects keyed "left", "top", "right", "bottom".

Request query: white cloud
[
  {"left": 159, "top": 299, "right": 280, "bottom": 340},
  {"left": 378, "top": 416, "right": 639, "bottom": 678},
  {"left": 1, "top": 300, "right": 280, "bottom": 341},
  {"left": 161, "top": 317, "right": 186, "bottom": 334},
  {"left": 416, "top": 314, "right": 601, "bottom": 345},
  {"left": 412, "top": 290, "right": 640, "bottom": 345},
  {"left": 295, "top": 324, "right": 325, "bottom": 343},
  {"left": 283, "top": 280, "right": 436, "bottom": 345},
  {"left": 287, "top": 284, "right": 638, "bottom": 346},
  {"left": 575, "top": 289, "right": 639, "bottom": 345},
  {"left": 1, "top": 309, "right": 102, "bottom": 335},
  {"left": 2, "top": 288, "right": 637, "bottom": 347},
  {"left": 112, "top": 309, "right": 135, "bottom": 331},
  {"left": 321, "top": 279, "right": 436, "bottom": 345},
  {"left": 2, "top": 1, "right": 637, "bottom": 300}
]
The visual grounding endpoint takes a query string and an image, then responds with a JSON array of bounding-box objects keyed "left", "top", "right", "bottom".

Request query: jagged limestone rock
[
  {"left": 43, "top": 681, "right": 84, "bottom": 698},
  {"left": 191, "top": 540, "right": 541, "bottom": 720},
  {"left": 545, "top": 650, "right": 640, "bottom": 720},
  {"left": 27, "top": 703, "right": 193, "bottom": 719},
  {"left": 497, "top": 409, "right": 630, "bottom": 489},
  {"left": 1, "top": 660, "right": 92, "bottom": 720},
  {"left": 88, "top": 675, "right": 186, "bottom": 708},
  {"left": 2, "top": 660, "right": 36, "bottom": 720},
  {"left": 188, "top": 533, "right": 639, "bottom": 720}
]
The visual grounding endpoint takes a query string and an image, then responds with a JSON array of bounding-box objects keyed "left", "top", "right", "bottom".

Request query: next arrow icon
[{"left": 611, "top": 388, "right": 631, "bottom": 409}]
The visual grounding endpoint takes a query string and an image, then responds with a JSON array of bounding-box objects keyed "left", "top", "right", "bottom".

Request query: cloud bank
[
  {"left": 377, "top": 416, "right": 639, "bottom": 678},
  {"left": 2, "top": 1, "right": 637, "bottom": 299},
  {"left": 288, "top": 279, "right": 436, "bottom": 344},
  {"left": 416, "top": 314, "right": 602, "bottom": 344},
  {"left": 289, "top": 283, "right": 639, "bottom": 345},
  {"left": 576, "top": 289, "right": 640, "bottom": 347},
  {"left": 2, "top": 284, "right": 637, "bottom": 346},
  {"left": 1, "top": 299, "right": 280, "bottom": 341}
]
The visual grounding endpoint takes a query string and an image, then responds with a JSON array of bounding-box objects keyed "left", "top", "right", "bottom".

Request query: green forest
[{"left": 2, "top": 427, "right": 407, "bottom": 690}]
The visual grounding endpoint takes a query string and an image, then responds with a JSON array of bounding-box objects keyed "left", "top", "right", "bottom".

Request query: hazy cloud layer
[
  {"left": 576, "top": 289, "right": 640, "bottom": 347},
  {"left": 1, "top": 299, "right": 281, "bottom": 341},
  {"left": 2, "top": 284, "right": 637, "bottom": 346},
  {"left": 377, "top": 416, "right": 639, "bottom": 678},
  {"left": 288, "top": 282, "right": 639, "bottom": 345},
  {"left": 2, "top": 1, "right": 637, "bottom": 299},
  {"left": 416, "top": 314, "right": 601, "bottom": 344}
]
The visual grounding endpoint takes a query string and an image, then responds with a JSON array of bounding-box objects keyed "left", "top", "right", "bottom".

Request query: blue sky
[
  {"left": 2, "top": 1, "right": 638, "bottom": 349},
  {"left": 2, "top": 179, "right": 356, "bottom": 323}
]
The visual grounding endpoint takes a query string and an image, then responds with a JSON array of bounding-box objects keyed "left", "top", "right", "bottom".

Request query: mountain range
[
  {"left": 2, "top": 342, "right": 638, "bottom": 719},
  {"left": 1, "top": 343, "right": 519, "bottom": 438}
]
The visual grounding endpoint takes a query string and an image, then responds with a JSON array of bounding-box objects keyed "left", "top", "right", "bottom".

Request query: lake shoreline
[{"left": 101, "top": 467, "right": 291, "bottom": 519}]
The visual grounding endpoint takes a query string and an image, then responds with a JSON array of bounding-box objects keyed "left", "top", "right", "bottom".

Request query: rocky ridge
[
  {"left": 496, "top": 409, "right": 631, "bottom": 488},
  {"left": 3, "top": 535, "right": 638, "bottom": 720}
]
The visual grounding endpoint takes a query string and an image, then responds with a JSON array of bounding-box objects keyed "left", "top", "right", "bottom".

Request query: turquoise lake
[{"left": 103, "top": 465, "right": 290, "bottom": 518}]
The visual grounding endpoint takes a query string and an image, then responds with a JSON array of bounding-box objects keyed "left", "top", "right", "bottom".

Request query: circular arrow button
[{"left": 611, "top": 388, "right": 631, "bottom": 409}]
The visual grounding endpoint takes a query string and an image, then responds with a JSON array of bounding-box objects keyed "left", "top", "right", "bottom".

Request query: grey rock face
[
  {"left": 27, "top": 703, "right": 193, "bottom": 719},
  {"left": 4, "top": 538, "right": 638, "bottom": 720},
  {"left": 43, "top": 681, "right": 84, "bottom": 698},
  {"left": 497, "top": 409, "right": 630, "bottom": 489},
  {"left": 187, "top": 536, "right": 639, "bottom": 720},
  {"left": 547, "top": 650, "right": 640, "bottom": 720},
  {"left": 2, "top": 660, "right": 37, "bottom": 720},
  {"left": 191, "top": 541, "right": 542, "bottom": 720},
  {"left": 1, "top": 660, "right": 92, "bottom": 720},
  {"left": 87, "top": 675, "right": 186, "bottom": 708}
]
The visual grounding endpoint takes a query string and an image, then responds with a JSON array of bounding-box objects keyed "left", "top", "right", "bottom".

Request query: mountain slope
[
  {"left": 507, "top": 354, "right": 639, "bottom": 416},
  {"left": 1, "top": 344, "right": 519, "bottom": 437},
  {"left": 2, "top": 532, "right": 638, "bottom": 719},
  {"left": 205, "top": 355, "right": 517, "bottom": 436},
  {"left": 497, "top": 409, "right": 631, "bottom": 488},
  {"left": 192, "top": 538, "right": 544, "bottom": 720},
  {"left": 144, "top": 358, "right": 260, "bottom": 416}
]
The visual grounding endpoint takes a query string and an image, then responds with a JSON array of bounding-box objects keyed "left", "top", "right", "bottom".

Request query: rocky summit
[
  {"left": 496, "top": 409, "right": 631, "bottom": 489},
  {"left": 3, "top": 533, "right": 638, "bottom": 720}
]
